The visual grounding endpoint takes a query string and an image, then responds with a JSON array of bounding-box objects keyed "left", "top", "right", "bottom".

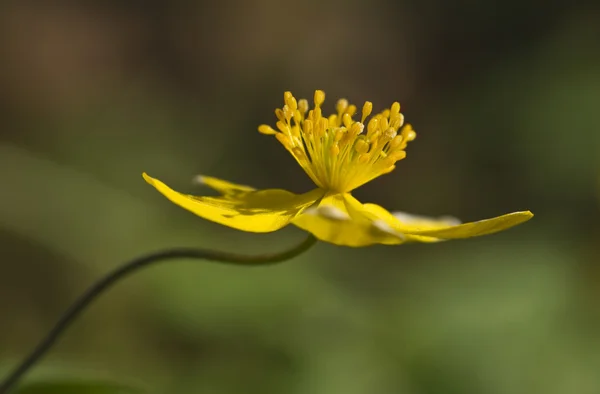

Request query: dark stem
[{"left": 0, "top": 235, "right": 317, "bottom": 394}]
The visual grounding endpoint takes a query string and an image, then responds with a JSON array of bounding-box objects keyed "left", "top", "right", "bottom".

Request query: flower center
[{"left": 259, "top": 90, "right": 416, "bottom": 193}]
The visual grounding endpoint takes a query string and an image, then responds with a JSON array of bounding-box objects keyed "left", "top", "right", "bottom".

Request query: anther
[
  {"left": 367, "top": 117, "right": 379, "bottom": 137},
  {"left": 336, "top": 98, "right": 349, "bottom": 114},
  {"left": 314, "top": 90, "right": 325, "bottom": 107},
  {"left": 361, "top": 101, "right": 373, "bottom": 123},
  {"left": 275, "top": 133, "right": 293, "bottom": 150},
  {"left": 349, "top": 122, "right": 364, "bottom": 136},
  {"left": 342, "top": 113, "right": 353, "bottom": 128},
  {"left": 258, "top": 125, "right": 278, "bottom": 135},
  {"left": 379, "top": 117, "right": 389, "bottom": 132},
  {"left": 276, "top": 120, "right": 290, "bottom": 134},
  {"left": 354, "top": 138, "right": 370, "bottom": 154},
  {"left": 275, "top": 108, "right": 285, "bottom": 122},
  {"left": 293, "top": 110, "right": 302, "bottom": 124},
  {"left": 369, "top": 130, "right": 381, "bottom": 143},
  {"left": 282, "top": 105, "right": 293, "bottom": 122},
  {"left": 330, "top": 143, "right": 340, "bottom": 156},
  {"left": 298, "top": 99, "right": 309, "bottom": 115},
  {"left": 318, "top": 118, "right": 329, "bottom": 136},
  {"left": 385, "top": 150, "right": 406, "bottom": 165},
  {"left": 304, "top": 119, "right": 313, "bottom": 135},
  {"left": 389, "top": 113, "right": 404, "bottom": 130},
  {"left": 388, "top": 135, "right": 404, "bottom": 150},
  {"left": 401, "top": 125, "right": 416, "bottom": 141},
  {"left": 346, "top": 105, "right": 357, "bottom": 117},
  {"left": 382, "top": 127, "right": 397, "bottom": 142},
  {"left": 358, "top": 153, "right": 371, "bottom": 163},
  {"left": 284, "top": 92, "right": 298, "bottom": 112}
]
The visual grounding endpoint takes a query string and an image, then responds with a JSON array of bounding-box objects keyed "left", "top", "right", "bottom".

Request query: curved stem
[{"left": 0, "top": 235, "right": 317, "bottom": 394}]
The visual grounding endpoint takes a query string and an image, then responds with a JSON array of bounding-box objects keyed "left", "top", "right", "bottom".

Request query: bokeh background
[{"left": 1, "top": 1, "right": 600, "bottom": 393}]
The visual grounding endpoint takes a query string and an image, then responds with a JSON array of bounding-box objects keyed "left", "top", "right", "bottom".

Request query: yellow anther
[
  {"left": 383, "top": 151, "right": 405, "bottom": 167},
  {"left": 290, "top": 125, "right": 301, "bottom": 138},
  {"left": 381, "top": 127, "right": 397, "bottom": 142},
  {"left": 284, "top": 91, "right": 298, "bottom": 112},
  {"left": 381, "top": 109, "right": 390, "bottom": 119},
  {"left": 368, "top": 130, "right": 381, "bottom": 143},
  {"left": 276, "top": 120, "right": 290, "bottom": 134},
  {"left": 304, "top": 119, "right": 313, "bottom": 135},
  {"left": 361, "top": 101, "right": 373, "bottom": 123},
  {"left": 314, "top": 90, "right": 325, "bottom": 107},
  {"left": 275, "top": 133, "right": 293, "bottom": 150},
  {"left": 330, "top": 143, "right": 340, "bottom": 156},
  {"left": 349, "top": 122, "right": 364, "bottom": 136},
  {"left": 379, "top": 117, "right": 389, "bottom": 132},
  {"left": 342, "top": 113, "right": 353, "bottom": 128},
  {"left": 389, "top": 113, "right": 404, "bottom": 130},
  {"left": 367, "top": 117, "right": 379, "bottom": 137},
  {"left": 390, "top": 102, "right": 400, "bottom": 115},
  {"left": 389, "top": 150, "right": 407, "bottom": 162},
  {"left": 275, "top": 108, "right": 285, "bottom": 122},
  {"left": 258, "top": 124, "right": 278, "bottom": 135},
  {"left": 318, "top": 117, "right": 329, "bottom": 136},
  {"left": 354, "top": 138, "right": 370, "bottom": 154},
  {"left": 298, "top": 99, "right": 309, "bottom": 114},
  {"left": 358, "top": 153, "right": 371, "bottom": 164},
  {"left": 388, "top": 135, "right": 404, "bottom": 150},
  {"left": 282, "top": 105, "right": 293, "bottom": 122},
  {"left": 293, "top": 110, "right": 302, "bottom": 124},
  {"left": 334, "top": 128, "right": 345, "bottom": 142},
  {"left": 346, "top": 104, "right": 357, "bottom": 117},
  {"left": 401, "top": 124, "right": 416, "bottom": 141},
  {"left": 336, "top": 98, "right": 349, "bottom": 114}
]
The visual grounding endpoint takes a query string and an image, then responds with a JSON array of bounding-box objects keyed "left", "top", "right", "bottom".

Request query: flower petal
[
  {"left": 292, "top": 193, "right": 407, "bottom": 247},
  {"left": 143, "top": 173, "right": 324, "bottom": 232},
  {"left": 293, "top": 192, "right": 534, "bottom": 246},
  {"left": 361, "top": 203, "right": 448, "bottom": 243},
  {"left": 193, "top": 174, "right": 256, "bottom": 198},
  {"left": 397, "top": 211, "right": 534, "bottom": 239}
]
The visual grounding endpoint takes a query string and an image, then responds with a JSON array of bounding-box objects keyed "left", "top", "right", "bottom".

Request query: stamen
[
  {"left": 259, "top": 90, "right": 416, "bottom": 193},
  {"left": 314, "top": 90, "right": 325, "bottom": 107},
  {"left": 361, "top": 101, "right": 373, "bottom": 123},
  {"left": 258, "top": 125, "right": 278, "bottom": 135},
  {"left": 298, "top": 99, "right": 309, "bottom": 115},
  {"left": 336, "top": 99, "right": 349, "bottom": 115},
  {"left": 284, "top": 91, "right": 297, "bottom": 112}
]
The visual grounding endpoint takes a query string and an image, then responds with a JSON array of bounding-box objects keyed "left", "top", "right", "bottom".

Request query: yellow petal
[
  {"left": 294, "top": 193, "right": 534, "bottom": 246},
  {"left": 194, "top": 174, "right": 256, "bottom": 198},
  {"left": 364, "top": 201, "right": 533, "bottom": 240},
  {"left": 292, "top": 193, "right": 407, "bottom": 247},
  {"left": 398, "top": 211, "right": 534, "bottom": 239},
  {"left": 143, "top": 173, "right": 324, "bottom": 232},
  {"left": 361, "top": 202, "right": 448, "bottom": 243}
]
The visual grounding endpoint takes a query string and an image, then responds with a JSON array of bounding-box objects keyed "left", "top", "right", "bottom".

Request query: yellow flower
[{"left": 143, "top": 90, "right": 532, "bottom": 247}]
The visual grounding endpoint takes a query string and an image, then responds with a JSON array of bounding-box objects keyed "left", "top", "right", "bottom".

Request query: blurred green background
[{"left": 1, "top": 1, "right": 600, "bottom": 393}]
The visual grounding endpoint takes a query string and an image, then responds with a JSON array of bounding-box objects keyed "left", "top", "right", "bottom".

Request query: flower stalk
[{"left": 0, "top": 235, "right": 317, "bottom": 394}]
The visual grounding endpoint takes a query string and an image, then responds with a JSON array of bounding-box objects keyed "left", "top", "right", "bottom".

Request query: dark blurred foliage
[{"left": 1, "top": 1, "right": 600, "bottom": 393}]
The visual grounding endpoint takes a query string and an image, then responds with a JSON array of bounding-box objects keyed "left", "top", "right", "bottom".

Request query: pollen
[{"left": 258, "top": 90, "right": 416, "bottom": 193}]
